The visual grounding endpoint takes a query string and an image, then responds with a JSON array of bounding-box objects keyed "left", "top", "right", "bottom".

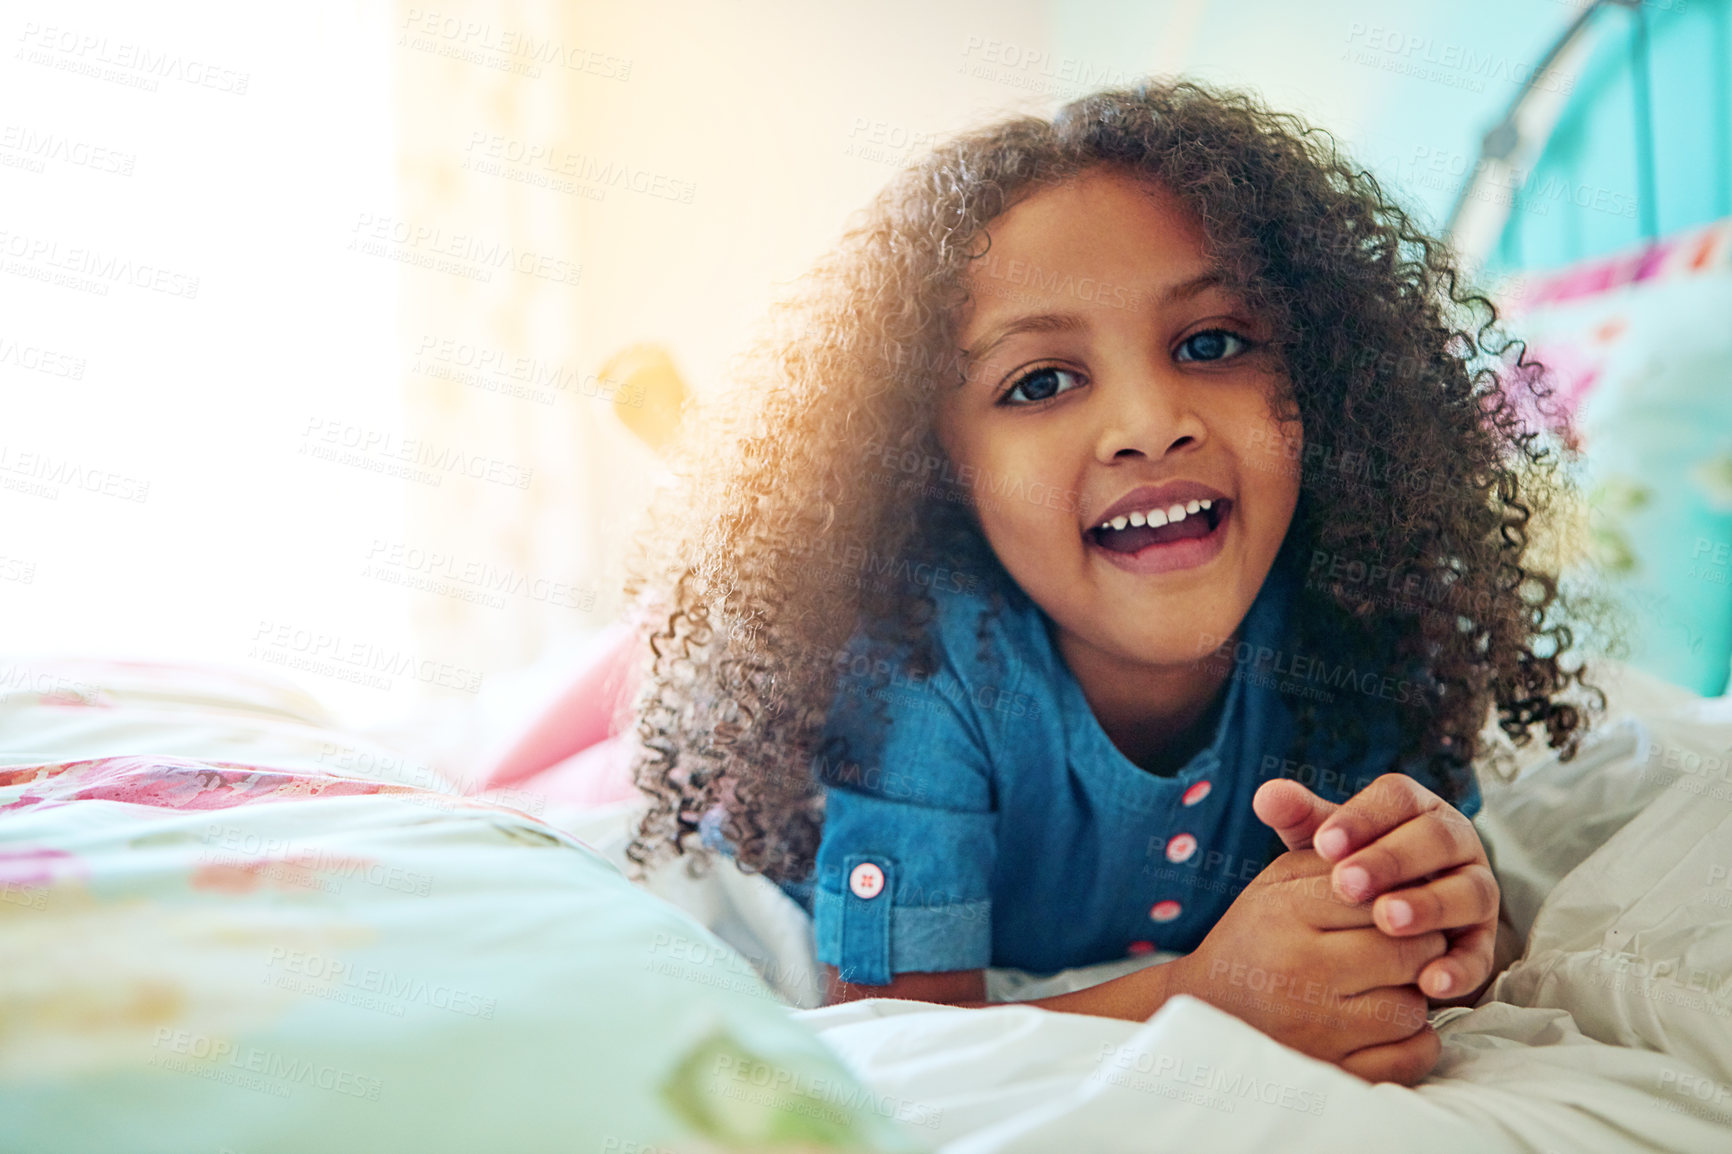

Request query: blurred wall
[
  {"left": 384, "top": 0, "right": 1063, "bottom": 715},
  {"left": 1, "top": 0, "right": 1628, "bottom": 728}
]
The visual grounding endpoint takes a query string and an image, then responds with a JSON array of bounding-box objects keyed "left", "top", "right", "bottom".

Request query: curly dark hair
[{"left": 619, "top": 77, "right": 1611, "bottom": 886}]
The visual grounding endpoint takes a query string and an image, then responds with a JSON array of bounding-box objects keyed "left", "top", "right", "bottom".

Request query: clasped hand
[
  {"left": 1165, "top": 773, "right": 1500, "bottom": 1085},
  {"left": 1256, "top": 773, "right": 1502, "bottom": 1004}
]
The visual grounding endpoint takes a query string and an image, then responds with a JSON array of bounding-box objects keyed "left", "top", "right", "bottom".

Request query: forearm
[
  {"left": 955, "top": 957, "right": 1185, "bottom": 1022},
  {"left": 823, "top": 959, "right": 1181, "bottom": 1020}
]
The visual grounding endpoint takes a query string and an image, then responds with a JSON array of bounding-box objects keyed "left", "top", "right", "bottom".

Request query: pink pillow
[
  {"left": 516, "top": 734, "right": 640, "bottom": 809},
  {"left": 486, "top": 623, "right": 641, "bottom": 790}
]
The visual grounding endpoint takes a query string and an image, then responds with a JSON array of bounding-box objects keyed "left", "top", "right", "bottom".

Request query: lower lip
[{"left": 1087, "top": 505, "right": 1231, "bottom": 575}]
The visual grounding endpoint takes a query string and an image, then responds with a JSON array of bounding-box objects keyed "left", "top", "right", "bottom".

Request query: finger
[
  {"left": 1323, "top": 985, "right": 1433, "bottom": 1052},
  {"left": 1332, "top": 807, "right": 1484, "bottom": 904},
  {"left": 1418, "top": 920, "right": 1499, "bottom": 1001},
  {"left": 1243, "top": 851, "right": 1375, "bottom": 928},
  {"left": 1253, "top": 778, "right": 1340, "bottom": 852},
  {"left": 1249, "top": 871, "right": 1378, "bottom": 929},
  {"left": 1339, "top": 1023, "right": 1441, "bottom": 1086},
  {"left": 1311, "top": 773, "right": 1443, "bottom": 863},
  {"left": 1318, "top": 928, "right": 1449, "bottom": 995},
  {"left": 1373, "top": 864, "right": 1500, "bottom": 937}
]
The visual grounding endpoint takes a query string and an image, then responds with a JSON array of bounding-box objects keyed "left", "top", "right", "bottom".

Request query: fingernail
[
  {"left": 1431, "top": 971, "right": 1453, "bottom": 997},
  {"left": 1316, "top": 827, "right": 1348, "bottom": 859},
  {"left": 1385, "top": 899, "right": 1413, "bottom": 929},
  {"left": 1338, "top": 865, "right": 1370, "bottom": 901}
]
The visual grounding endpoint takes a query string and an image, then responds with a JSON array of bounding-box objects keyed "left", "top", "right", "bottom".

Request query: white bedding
[{"left": 558, "top": 659, "right": 1732, "bottom": 1151}]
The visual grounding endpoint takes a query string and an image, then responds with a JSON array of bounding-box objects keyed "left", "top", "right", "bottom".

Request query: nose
[{"left": 1091, "top": 357, "right": 1206, "bottom": 463}]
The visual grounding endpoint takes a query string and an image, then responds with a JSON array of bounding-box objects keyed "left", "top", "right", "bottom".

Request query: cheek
[
  {"left": 966, "top": 439, "right": 1078, "bottom": 551},
  {"left": 1234, "top": 403, "right": 1303, "bottom": 502},
  {"left": 1238, "top": 430, "right": 1302, "bottom": 541}
]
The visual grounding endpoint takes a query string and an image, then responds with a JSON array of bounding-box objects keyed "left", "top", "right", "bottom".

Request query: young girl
[{"left": 620, "top": 79, "right": 1604, "bottom": 1084}]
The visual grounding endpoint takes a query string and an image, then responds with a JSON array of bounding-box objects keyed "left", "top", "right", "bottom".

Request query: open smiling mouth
[{"left": 1087, "top": 498, "right": 1232, "bottom": 558}]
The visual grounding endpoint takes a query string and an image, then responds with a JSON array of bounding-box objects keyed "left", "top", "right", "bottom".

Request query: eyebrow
[{"left": 963, "top": 270, "right": 1230, "bottom": 366}]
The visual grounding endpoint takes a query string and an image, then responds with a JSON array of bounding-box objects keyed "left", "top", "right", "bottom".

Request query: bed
[
  {"left": 572, "top": 654, "right": 1732, "bottom": 1153},
  {"left": 0, "top": 660, "right": 925, "bottom": 1153},
  {"left": 3, "top": 648, "right": 1731, "bottom": 1152}
]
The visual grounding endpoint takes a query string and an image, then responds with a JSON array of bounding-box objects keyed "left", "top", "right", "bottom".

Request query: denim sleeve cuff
[
  {"left": 1453, "top": 766, "right": 1483, "bottom": 820},
  {"left": 813, "top": 881, "right": 991, "bottom": 984}
]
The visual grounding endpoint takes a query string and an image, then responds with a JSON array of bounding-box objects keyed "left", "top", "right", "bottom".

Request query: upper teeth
[{"left": 1100, "top": 498, "right": 1211, "bottom": 532}]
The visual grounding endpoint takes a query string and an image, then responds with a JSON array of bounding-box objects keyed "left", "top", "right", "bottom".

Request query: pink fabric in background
[
  {"left": 1499, "top": 215, "right": 1731, "bottom": 316},
  {"left": 485, "top": 622, "right": 644, "bottom": 809},
  {"left": 505, "top": 734, "right": 639, "bottom": 810}
]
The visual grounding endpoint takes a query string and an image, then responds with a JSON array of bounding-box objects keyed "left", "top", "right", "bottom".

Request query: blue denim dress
[{"left": 704, "top": 561, "right": 1480, "bottom": 985}]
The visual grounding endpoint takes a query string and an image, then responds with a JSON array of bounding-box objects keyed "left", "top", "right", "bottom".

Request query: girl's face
[{"left": 939, "top": 166, "right": 1302, "bottom": 672}]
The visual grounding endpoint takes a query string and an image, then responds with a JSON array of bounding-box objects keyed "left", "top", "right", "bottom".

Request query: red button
[
  {"left": 1149, "top": 900, "right": 1182, "bottom": 923},
  {"left": 849, "top": 862, "right": 885, "bottom": 899},
  {"left": 1166, "top": 834, "right": 1197, "bottom": 864},
  {"left": 1127, "top": 940, "right": 1156, "bottom": 956},
  {"left": 1182, "top": 781, "right": 1211, "bottom": 807}
]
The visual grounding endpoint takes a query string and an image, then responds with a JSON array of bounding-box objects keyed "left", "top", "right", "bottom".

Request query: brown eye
[
  {"left": 1000, "top": 366, "right": 1083, "bottom": 406},
  {"left": 1176, "top": 330, "right": 1253, "bottom": 363}
]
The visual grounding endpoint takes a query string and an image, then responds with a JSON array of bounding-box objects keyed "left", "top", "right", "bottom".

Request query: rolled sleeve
[
  {"left": 1453, "top": 769, "right": 1483, "bottom": 821},
  {"left": 1395, "top": 744, "right": 1483, "bottom": 822},
  {"left": 812, "top": 786, "right": 996, "bottom": 985},
  {"left": 812, "top": 592, "right": 1005, "bottom": 985}
]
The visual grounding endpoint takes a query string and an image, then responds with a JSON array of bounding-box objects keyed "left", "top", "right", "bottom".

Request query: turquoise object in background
[
  {"left": 1480, "top": 0, "right": 1732, "bottom": 695},
  {"left": 1488, "top": 0, "right": 1732, "bottom": 277}
]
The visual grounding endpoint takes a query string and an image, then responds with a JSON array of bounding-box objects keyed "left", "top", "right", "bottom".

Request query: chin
[
  {"left": 1098, "top": 620, "right": 1231, "bottom": 668},
  {"left": 1133, "top": 585, "right": 1248, "bottom": 644}
]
